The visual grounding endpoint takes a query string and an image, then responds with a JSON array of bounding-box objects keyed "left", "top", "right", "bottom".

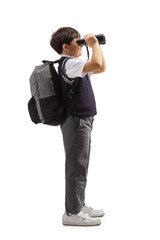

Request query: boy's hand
[{"left": 84, "top": 34, "right": 98, "bottom": 48}]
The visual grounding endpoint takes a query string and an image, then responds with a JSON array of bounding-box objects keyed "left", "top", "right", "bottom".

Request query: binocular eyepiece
[{"left": 77, "top": 34, "right": 106, "bottom": 45}]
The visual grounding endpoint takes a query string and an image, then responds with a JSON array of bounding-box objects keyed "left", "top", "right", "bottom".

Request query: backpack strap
[
  {"left": 59, "top": 57, "right": 81, "bottom": 99},
  {"left": 67, "top": 77, "right": 80, "bottom": 99},
  {"left": 61, "top": 57, "right": 80, "bottom": 99},
  {"left": 42, "top": 59, "right": 60, "bottom": 64}
]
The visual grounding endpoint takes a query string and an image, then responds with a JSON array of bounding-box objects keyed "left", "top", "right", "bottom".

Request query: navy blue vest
[{"left": 58, "top": 57, "right": 97, "bottom": 117}]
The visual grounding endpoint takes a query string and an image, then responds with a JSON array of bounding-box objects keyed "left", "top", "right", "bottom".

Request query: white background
[{"left": 0, "top": 0, "right": 160, "bottom": 239}]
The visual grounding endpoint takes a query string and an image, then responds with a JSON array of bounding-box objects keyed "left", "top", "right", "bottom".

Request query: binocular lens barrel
[{"left": 77, "top": 34, "right": 106, "bottom": 45}]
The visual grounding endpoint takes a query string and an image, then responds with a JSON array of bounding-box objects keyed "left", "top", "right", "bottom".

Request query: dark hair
[{"left": 50, "top": 27, "right": 81, "bottom": 54}]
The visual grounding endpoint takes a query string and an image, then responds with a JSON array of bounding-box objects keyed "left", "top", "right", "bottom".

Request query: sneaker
[
  {"left": 82, "top": 205, "right": 105, "bottom": 218},
  {"left": 62, "top": 210, "right": 101, "bottom": 226}
]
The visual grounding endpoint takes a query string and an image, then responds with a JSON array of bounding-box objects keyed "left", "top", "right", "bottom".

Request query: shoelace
[
  {"left": 77, "top": 211, "right": 91, "bottom": 219},
  {"left": 83, "top": 206, "right": 94, "bottom": 212}
]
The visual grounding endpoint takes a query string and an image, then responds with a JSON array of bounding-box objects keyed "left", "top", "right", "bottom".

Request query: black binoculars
[{"left": 77, "top": 34, "right": 106, "bottom": 45}]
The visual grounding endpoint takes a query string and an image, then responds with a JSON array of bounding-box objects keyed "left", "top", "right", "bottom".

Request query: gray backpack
[{"left": 28, "top": 58, "right": 79, "bottom": 126}]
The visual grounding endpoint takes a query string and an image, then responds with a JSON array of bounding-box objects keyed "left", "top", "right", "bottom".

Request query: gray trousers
[{"left": 61, "top": 115, "right": 94, "bottom": 214}]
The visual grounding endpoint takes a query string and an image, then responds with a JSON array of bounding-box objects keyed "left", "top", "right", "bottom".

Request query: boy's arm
[
  {"left": 93, "top": 47, "right": 106, "bottom": 74},
  {"left": 82, "top": 34, "right": 103, "bottom": 73}
]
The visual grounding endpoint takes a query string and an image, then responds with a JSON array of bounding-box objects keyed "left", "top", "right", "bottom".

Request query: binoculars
[{"left": 77, "top": 34, "right": 106, "bottom": 45}]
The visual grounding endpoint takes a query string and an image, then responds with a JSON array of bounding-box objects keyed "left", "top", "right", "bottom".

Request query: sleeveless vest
[{"left": 58, "top": 57, "right": 97, "bottom": 117}]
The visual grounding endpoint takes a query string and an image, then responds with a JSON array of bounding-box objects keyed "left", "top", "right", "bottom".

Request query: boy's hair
[{"left": 50, "top": 27, "right": 81, "bottom": 54}]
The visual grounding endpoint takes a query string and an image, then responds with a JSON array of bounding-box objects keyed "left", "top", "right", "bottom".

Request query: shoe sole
[
  {"left": 89, "top": 213, "right": 105, "bottom": 218},
  {"left": 62, "top": 222, "right": 101, "bottom": 226}
]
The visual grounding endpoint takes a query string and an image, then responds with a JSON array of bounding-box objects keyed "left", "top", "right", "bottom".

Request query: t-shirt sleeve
[{"left": 64, "top": 58, "right": 93, "bottom": 78}]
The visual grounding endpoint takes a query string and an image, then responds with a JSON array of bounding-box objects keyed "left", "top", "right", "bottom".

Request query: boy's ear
[{"left": 62, "top": 43, "right": 69, "bottom": 51}]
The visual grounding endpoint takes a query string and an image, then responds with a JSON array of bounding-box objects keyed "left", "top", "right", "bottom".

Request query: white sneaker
[
  {"left": 62, "top": 210, "right": 101, "bottom": 226},
  {"left": 82, "top": 205, "right": 105, "bottom": 218}
]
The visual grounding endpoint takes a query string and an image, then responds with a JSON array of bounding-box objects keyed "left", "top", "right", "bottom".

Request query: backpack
[{"left": 28, "top": 58, "right": 79, "bottom": 126}]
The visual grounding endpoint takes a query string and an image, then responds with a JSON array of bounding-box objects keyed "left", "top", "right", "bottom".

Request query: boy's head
[{"left": 50, "top": 27, "right": 83, "bottom": 58}]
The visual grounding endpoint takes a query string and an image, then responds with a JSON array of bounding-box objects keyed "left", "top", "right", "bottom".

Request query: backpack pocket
[
  {"left": 28, "top": 97, "right": 40, "bottom": 124},
  {"left": 39, "top": 96, "right": 64, "bottom": 126}
]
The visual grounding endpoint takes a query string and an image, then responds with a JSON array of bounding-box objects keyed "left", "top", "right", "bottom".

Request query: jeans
[{"left": 61, "top": 115, "right": 94, "bottom": 214}]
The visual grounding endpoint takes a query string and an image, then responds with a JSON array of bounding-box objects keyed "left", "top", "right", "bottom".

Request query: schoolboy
[{"left": 50, "top": 27, "right": 106, "bottom": 226}]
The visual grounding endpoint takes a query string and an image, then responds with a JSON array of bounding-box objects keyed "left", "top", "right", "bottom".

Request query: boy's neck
[{"left": 61, "top": 51, "right": 77, "bottom": 58}]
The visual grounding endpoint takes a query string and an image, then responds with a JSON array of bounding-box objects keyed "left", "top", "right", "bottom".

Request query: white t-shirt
[{"left": 61, "top": 54, "right": 92, "bottom": 79}]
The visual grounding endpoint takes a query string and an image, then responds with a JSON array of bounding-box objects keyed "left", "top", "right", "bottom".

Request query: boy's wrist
[{"left": 91, "top": 42, "right": 100, "bottom": 49}]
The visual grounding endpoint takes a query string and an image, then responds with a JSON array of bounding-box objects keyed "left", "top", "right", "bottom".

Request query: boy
[{"left": 50, "top": 27, "right": 106, "bottom": 226}]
